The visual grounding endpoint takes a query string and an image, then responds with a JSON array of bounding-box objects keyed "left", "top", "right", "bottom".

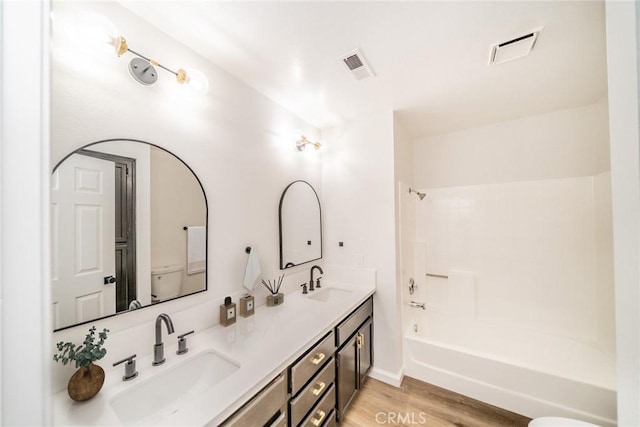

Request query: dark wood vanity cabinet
[
  {"left": 219, "top": 296, "right": 373, "bottom": 427},
  {"left": 288, "top": 296, "right": 374, "bottom": 426},
  {"left": 335, "top": 298, "right": 374, "bottom": 421}
]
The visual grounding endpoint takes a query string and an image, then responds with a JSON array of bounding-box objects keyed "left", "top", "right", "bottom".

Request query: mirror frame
[
  {"left": 51, "top": 138, "right": 208, "bottom": 331},
  {"left": 278, "top": 180, "right": 322, "bottom": 270}
]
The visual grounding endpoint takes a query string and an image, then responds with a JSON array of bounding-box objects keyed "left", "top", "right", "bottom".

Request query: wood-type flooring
[{"left": 340, "top": 376, "right": 531, "bottom": 427}]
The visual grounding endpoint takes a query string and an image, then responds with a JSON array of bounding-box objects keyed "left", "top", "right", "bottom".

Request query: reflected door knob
[{"left": 104, "top": 276, "right": 116, "bottom": 285}]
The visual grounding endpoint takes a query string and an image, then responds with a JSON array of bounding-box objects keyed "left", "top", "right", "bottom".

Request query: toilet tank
[{"left": 151, "top": 264, "right": 184, "bottom": 302}]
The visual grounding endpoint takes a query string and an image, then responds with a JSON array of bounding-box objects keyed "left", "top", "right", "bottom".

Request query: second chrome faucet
[
  {"left": 310, "top": 265, "right": 323, "bottom": 291},
  {"left": 153, "top": 313, "right": 175, "bottom": 366}
]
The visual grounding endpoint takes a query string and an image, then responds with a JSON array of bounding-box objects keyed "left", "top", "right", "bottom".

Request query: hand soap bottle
[
  {"left": 220, "top": 296, "right": 237, "bottom": 326},
  {"left": 240, "top": 294, "right": 255, "bottom": 317}
]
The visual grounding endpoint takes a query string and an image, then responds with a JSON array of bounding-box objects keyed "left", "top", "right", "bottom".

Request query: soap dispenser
[
  {"left": 220, "top": 296, "right": 237, "bottom": 326},
  {"left": 240, "top": 294, "right": 255, "bottom": 317}
]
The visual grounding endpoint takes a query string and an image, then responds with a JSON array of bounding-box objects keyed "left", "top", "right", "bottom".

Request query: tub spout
[{"left": 409, "top": 301, "right": 426, "bottom": 310}]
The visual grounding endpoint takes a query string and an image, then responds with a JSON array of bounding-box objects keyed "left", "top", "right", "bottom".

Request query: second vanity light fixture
[
  {"left": 296, "top": 135, "right": 322, "bottom": 152},
  {"left": 114, "top": 35, "right": 209, "bottom": 93}
]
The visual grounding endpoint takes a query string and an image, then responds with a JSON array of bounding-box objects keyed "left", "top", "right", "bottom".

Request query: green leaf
[{"left": 53, "top": 325, "right": 109, "bottom": 367}]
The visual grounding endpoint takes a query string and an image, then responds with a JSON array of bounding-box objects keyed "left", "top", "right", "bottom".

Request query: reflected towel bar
[{"left": 426, "top": 273, "right": 449, "bottom": 279}]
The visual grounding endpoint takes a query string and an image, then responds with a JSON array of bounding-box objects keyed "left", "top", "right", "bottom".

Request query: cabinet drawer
[
  {"left": 323, "top": 410, "right": 337, "bottom": 427},
  {"left": 301, "top": 383, "right": 335, "bottom": 427},
  {"left": 291, "top": 331, "right": 335, "bottom": 395},
  {"left": 222, "top": 374, "right": 286, "bottom": 427},
  {"left": 290, "top": 358, "right": 335, "bottom": 426},
  {"left": 336, "top": 298, "right": 372, "bottom": 348},
  {"left": 269, "top": 411, "right": 287, "bottom": 427}
]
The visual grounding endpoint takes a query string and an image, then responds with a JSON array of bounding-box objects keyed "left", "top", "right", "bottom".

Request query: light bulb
[
  {"left": 182, "top": 68, "right": 209, "bottom": 95},
  {"left": 71, "top": 12, "right": 120, "bottom": 54}
]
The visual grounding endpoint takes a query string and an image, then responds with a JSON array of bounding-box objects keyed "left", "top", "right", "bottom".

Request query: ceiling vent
[
  {"left": 340, "top": 49, "right": 374, "bottom": 81},
  {"left": 489, "top": 28, "right": 542, "bottom": 66}
]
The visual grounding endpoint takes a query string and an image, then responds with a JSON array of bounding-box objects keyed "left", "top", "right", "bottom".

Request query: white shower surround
[{"left": 402, "top": 173, "right": 616, "bottom": 424}]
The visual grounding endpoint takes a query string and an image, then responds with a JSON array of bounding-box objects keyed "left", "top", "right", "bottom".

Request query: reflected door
[{"left": 51, "top": 154, "right": 116, "bottom": 329}]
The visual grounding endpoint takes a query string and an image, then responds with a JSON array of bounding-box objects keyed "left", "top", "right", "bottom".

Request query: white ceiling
[{"left": 119, "top": 1, "right": 607, "bottom": 138}]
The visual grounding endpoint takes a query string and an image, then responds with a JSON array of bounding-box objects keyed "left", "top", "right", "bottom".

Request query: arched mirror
[
  {"left": 51, "top": 139, "right": 207, "bottom": 331},
  {"left": 279, "top": 180, "right": 322, "bottom": 269}
]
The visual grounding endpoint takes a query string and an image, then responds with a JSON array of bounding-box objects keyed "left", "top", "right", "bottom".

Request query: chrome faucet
[
  {"left": 153, "top": 313, "right": 175, "bottom": 366},
  {"left": 310, "top": 265, "right": 323, "bottom": 291},
  {"left": 409, "top": 301, "right": 426, "bottom": 310}
]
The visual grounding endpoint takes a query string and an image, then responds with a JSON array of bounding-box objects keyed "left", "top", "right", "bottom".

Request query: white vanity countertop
[{"left": 52, "top": 281, "right": 375, "bottom": 426}]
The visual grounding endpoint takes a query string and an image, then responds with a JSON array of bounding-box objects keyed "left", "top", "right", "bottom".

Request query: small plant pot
[
  {"left": 266, "top": 293, "right": 284, "bottom": 307},
  {"left": 67, "top": 362, "right": 105, "bottom": 402}
]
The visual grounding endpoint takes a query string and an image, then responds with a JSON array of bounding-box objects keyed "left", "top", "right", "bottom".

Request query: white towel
[
  {"left": 187, "top": 226, "right": 206, "bottom": 275},
  {"left": 243, "top": 247, "right": 262, "bottom": 291}
]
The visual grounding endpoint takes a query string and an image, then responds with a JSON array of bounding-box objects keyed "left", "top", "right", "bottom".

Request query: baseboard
[{"left": 369, "top": 367, "right": 404, "bottom": 388}]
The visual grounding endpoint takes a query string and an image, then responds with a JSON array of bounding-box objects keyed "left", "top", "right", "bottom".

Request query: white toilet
[
  {"left": 151, "top": 264, "right": 184, "bottom": 302},
  {"left": 529, "top": 417, "right": 601, "bottom": 427}
]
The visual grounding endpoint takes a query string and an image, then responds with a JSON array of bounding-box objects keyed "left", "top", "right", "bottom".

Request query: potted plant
[{"left": 53, "top": 326, "right": 109, "bottom": 401}]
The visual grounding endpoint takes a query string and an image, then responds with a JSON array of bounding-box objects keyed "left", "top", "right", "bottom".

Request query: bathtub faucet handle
[{"left": 409, "top": 301, "right": 426, "bottom": 310}]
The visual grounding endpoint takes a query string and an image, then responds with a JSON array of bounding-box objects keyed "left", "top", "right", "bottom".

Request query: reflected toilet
[{"left": 151, "top": 264, "right": 184, "bottom": 303}]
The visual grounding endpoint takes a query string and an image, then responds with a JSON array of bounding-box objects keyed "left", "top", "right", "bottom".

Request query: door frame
[{"left": 77, "top": 149, "right": 137, "bottom": 312}]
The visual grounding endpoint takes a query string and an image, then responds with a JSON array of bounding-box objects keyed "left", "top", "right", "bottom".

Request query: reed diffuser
[{"left": 262, "top": 274, "right": 285, "bottom": 307}]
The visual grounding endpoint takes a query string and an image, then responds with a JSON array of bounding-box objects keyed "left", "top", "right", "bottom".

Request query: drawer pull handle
[
  {"left": 311, "top": 352, "right": 325, "bottom": 365},
  {"left": 312, "top": 381, "right": 326, "bottom": 396},
  {"left": 311, "top": 409, "right": 326, "bottom": 426}
]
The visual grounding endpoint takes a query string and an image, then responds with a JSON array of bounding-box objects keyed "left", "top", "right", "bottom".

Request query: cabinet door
[
  {"left": 358, "top": 318, "right": 373, "bottom": 385},
  {"left": 336, "top": 334, "right": 357, "bottom": 420}
]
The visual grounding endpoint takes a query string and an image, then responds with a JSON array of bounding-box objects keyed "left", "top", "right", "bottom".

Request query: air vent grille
[
  {"left": 489, "top": 28, "right": 542, "bottom": 65},
  {"left": 339, "top": 49, "right": 374, "bottom": 81},
  {"left": 343, "top": 54, "right": 364, "bottom": 71}
]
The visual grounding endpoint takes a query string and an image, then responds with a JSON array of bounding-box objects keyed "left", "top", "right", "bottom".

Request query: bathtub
[{"left": 403, "top": 313, "right": 616, "bottom": 427}]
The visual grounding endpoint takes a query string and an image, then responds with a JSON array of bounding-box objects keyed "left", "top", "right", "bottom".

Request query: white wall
[
  {"left": 1, "top": 1, "right": 51, "bottom": 425},
  {"left": 321, "top": 110, "right": 402, "bottom": 383},
  {"left": 49, "top": 0, "right": 322, "bottom": 394},
  {"left": 413, "top": 100, "right": 610, "bottom": 188},
  {"left": 605, "top": 1, "right": 640, "bottom": 424}
]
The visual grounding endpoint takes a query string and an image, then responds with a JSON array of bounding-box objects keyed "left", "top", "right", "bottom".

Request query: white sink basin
[
  {"left": 308, "top": 287, "right": 353, "bottom": 303},
  {"left": 110, "top": 350, "right": 240, "bottom": 425}
]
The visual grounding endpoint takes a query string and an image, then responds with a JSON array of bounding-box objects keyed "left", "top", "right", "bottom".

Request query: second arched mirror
[{"left": 279, "top": 180, "right": 322, "bottom": 269}]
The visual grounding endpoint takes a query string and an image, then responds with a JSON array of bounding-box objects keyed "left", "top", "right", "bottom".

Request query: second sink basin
[
  {"left": 308, "top": 287, "right": 353, "bottom": 303},
  {"left": 110, "top": 350, "right": 240, "bottom": 425}
]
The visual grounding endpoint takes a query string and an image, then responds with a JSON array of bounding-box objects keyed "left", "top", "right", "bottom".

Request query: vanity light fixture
[
  {"left": 296, "top": 135, "right": 321, "bottom": 152},
  {"left": 114, "top": 36, "right": 208, "bottom": 93}
]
